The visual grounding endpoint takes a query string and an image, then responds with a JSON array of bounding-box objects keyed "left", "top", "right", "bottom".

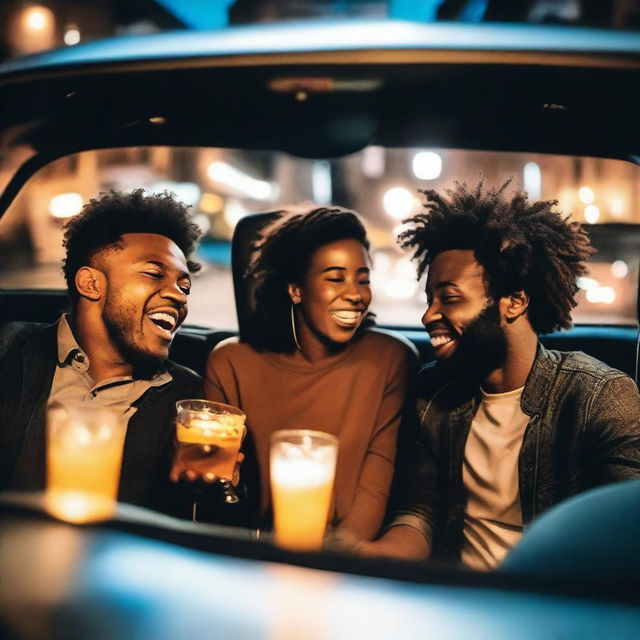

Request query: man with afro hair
[{"left": 361, "top": 180, "right": 640, "bottom": 569}]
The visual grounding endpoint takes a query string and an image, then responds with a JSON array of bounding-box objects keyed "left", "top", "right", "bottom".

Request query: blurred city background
[{"left": 0, "top": 0, "right": 638, "bottom": 329}]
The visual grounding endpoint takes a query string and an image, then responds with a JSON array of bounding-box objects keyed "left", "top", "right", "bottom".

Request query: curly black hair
[
  {"left": 398, "top": 179, "right": 595, "bottom": 334},
  {"left": 245, "top": 204, "right": 374, "bottom": 352},
  {"left": 62, "top": 189, "right": 201, "bottom": 302}
]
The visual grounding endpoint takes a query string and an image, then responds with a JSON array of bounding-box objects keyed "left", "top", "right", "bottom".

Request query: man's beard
[
  {"left": 103, "top": 299, "right": 166, "bottom": 379},
  {"left": 441, "top": 302, "right": 508, "bottom": 383}
]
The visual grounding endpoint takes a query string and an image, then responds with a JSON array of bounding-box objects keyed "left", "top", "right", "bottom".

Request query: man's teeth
[
  {"left": 431, "top": 335, "right": 453, "bottom": 348},
  {"left": 148, "top": 312, "right": 176, "bottom": 331}
]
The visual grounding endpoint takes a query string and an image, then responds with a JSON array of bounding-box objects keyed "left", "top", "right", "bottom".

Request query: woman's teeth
[{"left": 331, "top": 310, "right": 362, "bottom": 325}]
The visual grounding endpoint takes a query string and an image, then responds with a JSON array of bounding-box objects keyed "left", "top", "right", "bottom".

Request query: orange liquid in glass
[
  {"left": 271, "top": 479, "right": 334, "bottom": 551},
  {"left": 176, "top": 419, "right": 242, "bottom": 480},
  {"left": 47, "top": 438, "right": 123, "bottom": 523}
]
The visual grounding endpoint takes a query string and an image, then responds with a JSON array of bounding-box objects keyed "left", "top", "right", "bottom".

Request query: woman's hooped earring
[{"left": 290, "top": 303, "right": 302, "bottom": 351}]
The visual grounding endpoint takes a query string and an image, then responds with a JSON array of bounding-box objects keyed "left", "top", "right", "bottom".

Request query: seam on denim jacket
[
  {"left": 557, "top": 353, "right": 629, "bottom": 379},
  {"left": 396, "top": 380, "right": 455, "bottom": 538},
  {"left": 584, "top": 374, "right": 640, "bottom": 443},
  {"left": 419, "top": 379, "right": 454, "bottom": 424}
]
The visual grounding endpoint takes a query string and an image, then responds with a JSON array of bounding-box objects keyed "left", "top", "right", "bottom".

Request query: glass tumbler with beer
[
  {"left": 46, "top": 403, "right": 127, "bottom": 524},
  {"left": 174, "top": 399, "right": 246, "bottom": 506},
  {"left": 270, "top": 429, "right": 338, "bottom": 552}
]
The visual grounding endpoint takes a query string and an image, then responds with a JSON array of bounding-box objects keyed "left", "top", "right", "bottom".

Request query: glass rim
[
  {"left": 175, "top": 398, "right": 245, "bottom": 418},
  {"left": 46, "top": 403, "right": 126, "bottom": 430},
  {"left": 270, "top": 429, "right": 338, "bottom": 447},
  {"left": 47, "top": 401, "right": 120, "bottom": 413}
]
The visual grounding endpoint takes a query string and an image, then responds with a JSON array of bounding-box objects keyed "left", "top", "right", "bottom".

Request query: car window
[{"left": 0, "top": 146, "right": 637, "bottom": 329}]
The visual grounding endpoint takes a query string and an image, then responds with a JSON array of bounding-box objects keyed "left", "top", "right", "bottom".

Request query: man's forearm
[{"left": 357, "top": 524, "right": 431, "bottom": 561}]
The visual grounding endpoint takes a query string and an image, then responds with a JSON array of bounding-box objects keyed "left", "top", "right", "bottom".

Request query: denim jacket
[{"left": 392, "top": 344, "right": 640, "bottom": 562}]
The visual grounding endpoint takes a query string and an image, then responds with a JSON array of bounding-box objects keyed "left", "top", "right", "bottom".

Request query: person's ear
[
  {"left": 502, "top": 290, "right": 529, "bottom": 322},
  {"left": 75, "top": 267, "right": 104, "bottom": 301},
  {"left": 287, "top": 283, "right": 302, "bottom": 305}
]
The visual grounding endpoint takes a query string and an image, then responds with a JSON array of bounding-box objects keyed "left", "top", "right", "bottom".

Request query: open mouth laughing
[
  {"left": 147, "top": 309, "right": 179, "bottom": 340},
  {"left": 428, "top": 329, "right": 458, "bottom": 357},
  {"left": 330, "top": 309, "right": 363, "bottom": 328}
]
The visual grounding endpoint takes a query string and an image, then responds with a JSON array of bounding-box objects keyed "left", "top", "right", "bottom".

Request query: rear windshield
[{"left": 0, "top": 146, "right": 637, "bottom": 329}]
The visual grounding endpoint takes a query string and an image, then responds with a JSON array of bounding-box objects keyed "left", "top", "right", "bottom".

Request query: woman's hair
[
  {"left": 245, "top": 204, "right": 374, "bottom": 352},
  {"left": 63, "top": 189, "right": 201, "bottom": 303},
  {"left": 398, "top": 179, "right": 595, "bottom": 334}
]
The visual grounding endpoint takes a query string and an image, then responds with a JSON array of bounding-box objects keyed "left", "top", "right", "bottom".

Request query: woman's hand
[
  {"left": 323, "top": 527, "right": 364, "bottom": 552},
  {"left": 354, "top": 526, "right": 431, "bottom": 561}
]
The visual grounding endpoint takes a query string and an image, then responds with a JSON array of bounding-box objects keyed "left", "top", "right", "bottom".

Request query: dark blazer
[{"left": 0, "top": 322, "right": 203, "bottom": 518}]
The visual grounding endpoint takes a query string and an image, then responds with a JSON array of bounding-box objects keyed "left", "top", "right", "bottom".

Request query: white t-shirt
[{"left": 460, "top": 386, "right": 529, "bottom": 571}]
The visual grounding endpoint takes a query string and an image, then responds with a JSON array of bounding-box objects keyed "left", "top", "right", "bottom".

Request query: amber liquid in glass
[
  {"left": 175, "top": 417, "right": 243, "bottom": 480},
  {"left": 47, "top": 421, "right": 124, "bottom": 523}
]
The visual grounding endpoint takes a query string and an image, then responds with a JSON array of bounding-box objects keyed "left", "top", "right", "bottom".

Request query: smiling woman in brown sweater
[{"left": 204, "top": 206, "right": 415, "bottom": 542}]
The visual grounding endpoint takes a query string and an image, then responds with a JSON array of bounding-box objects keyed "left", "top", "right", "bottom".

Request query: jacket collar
[
  {"left": 56, "top": 314, "right": 83, "bottom": 366},
  {"left": 520, "top": 342, "right": 558, "bottom": 416}
]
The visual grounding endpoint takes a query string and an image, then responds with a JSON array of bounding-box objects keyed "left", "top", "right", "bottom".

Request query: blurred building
[{"left": 0, "top": 0, "right": 182, "bottom": 61}]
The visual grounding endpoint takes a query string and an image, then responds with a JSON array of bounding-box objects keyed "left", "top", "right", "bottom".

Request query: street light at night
[
  {"left": 64, "top": 26, "right": 81, "bottom": 46},
  {"left": 49, "top": 193, "right": 83, "bottom": 219},
  {"left": 25, "top": 6, "right": 49, "bottom": 30},
  {"left": 412, "top": 151, "right": 442, "bottom": 180},
  {"left": 383, "top": 187, "right": 415, "bottom": 219},
  {"left": 584, "top": 204, "right": 600, "bottom": 224},
  {"left": 578, "top": 186, "right": 595, "bottom": 204},
  {"left": 610, "top": 197, "right": 625, "bottom": 218},
  {"left": 9, "top": 5, "right": 56, "bottom": 55},
  {"left": 207, "top": 161, "right": 277, "bottom": 201}
]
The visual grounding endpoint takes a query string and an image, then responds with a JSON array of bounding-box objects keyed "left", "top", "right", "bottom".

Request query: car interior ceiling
[{"left": 1, "top": 62, "right": 640, "bottom": 154}]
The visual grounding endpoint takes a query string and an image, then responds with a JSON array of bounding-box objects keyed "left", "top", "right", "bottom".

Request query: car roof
[
  {"left": 2, "top": 20, "right": 640, "bottom": 75},
  {"left": 0, "top": 20, "right": 639, "bottom": 218}
]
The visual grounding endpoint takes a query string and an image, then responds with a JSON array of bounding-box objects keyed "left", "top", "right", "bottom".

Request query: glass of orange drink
[
  {"left": 270, "top": 429, "right": 339, "bottom": 551},
  {"left": 174, "top": 399, "right": 245, "bottom": 504},
  {"left": 46, "top": 403, "right": 127, "bottom": 523}
]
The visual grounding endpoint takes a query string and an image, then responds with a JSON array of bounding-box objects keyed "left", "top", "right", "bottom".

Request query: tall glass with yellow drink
[
  {"left": 46, "top": 404, "right": 126, "bottom": 523},
  {"left": 270, "top": 429, "right": 338, "bottom": 551}
]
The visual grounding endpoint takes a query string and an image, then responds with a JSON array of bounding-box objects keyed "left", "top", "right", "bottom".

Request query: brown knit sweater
[{"left": 204, "top": 330, "right": 414, "bottom": 540}]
